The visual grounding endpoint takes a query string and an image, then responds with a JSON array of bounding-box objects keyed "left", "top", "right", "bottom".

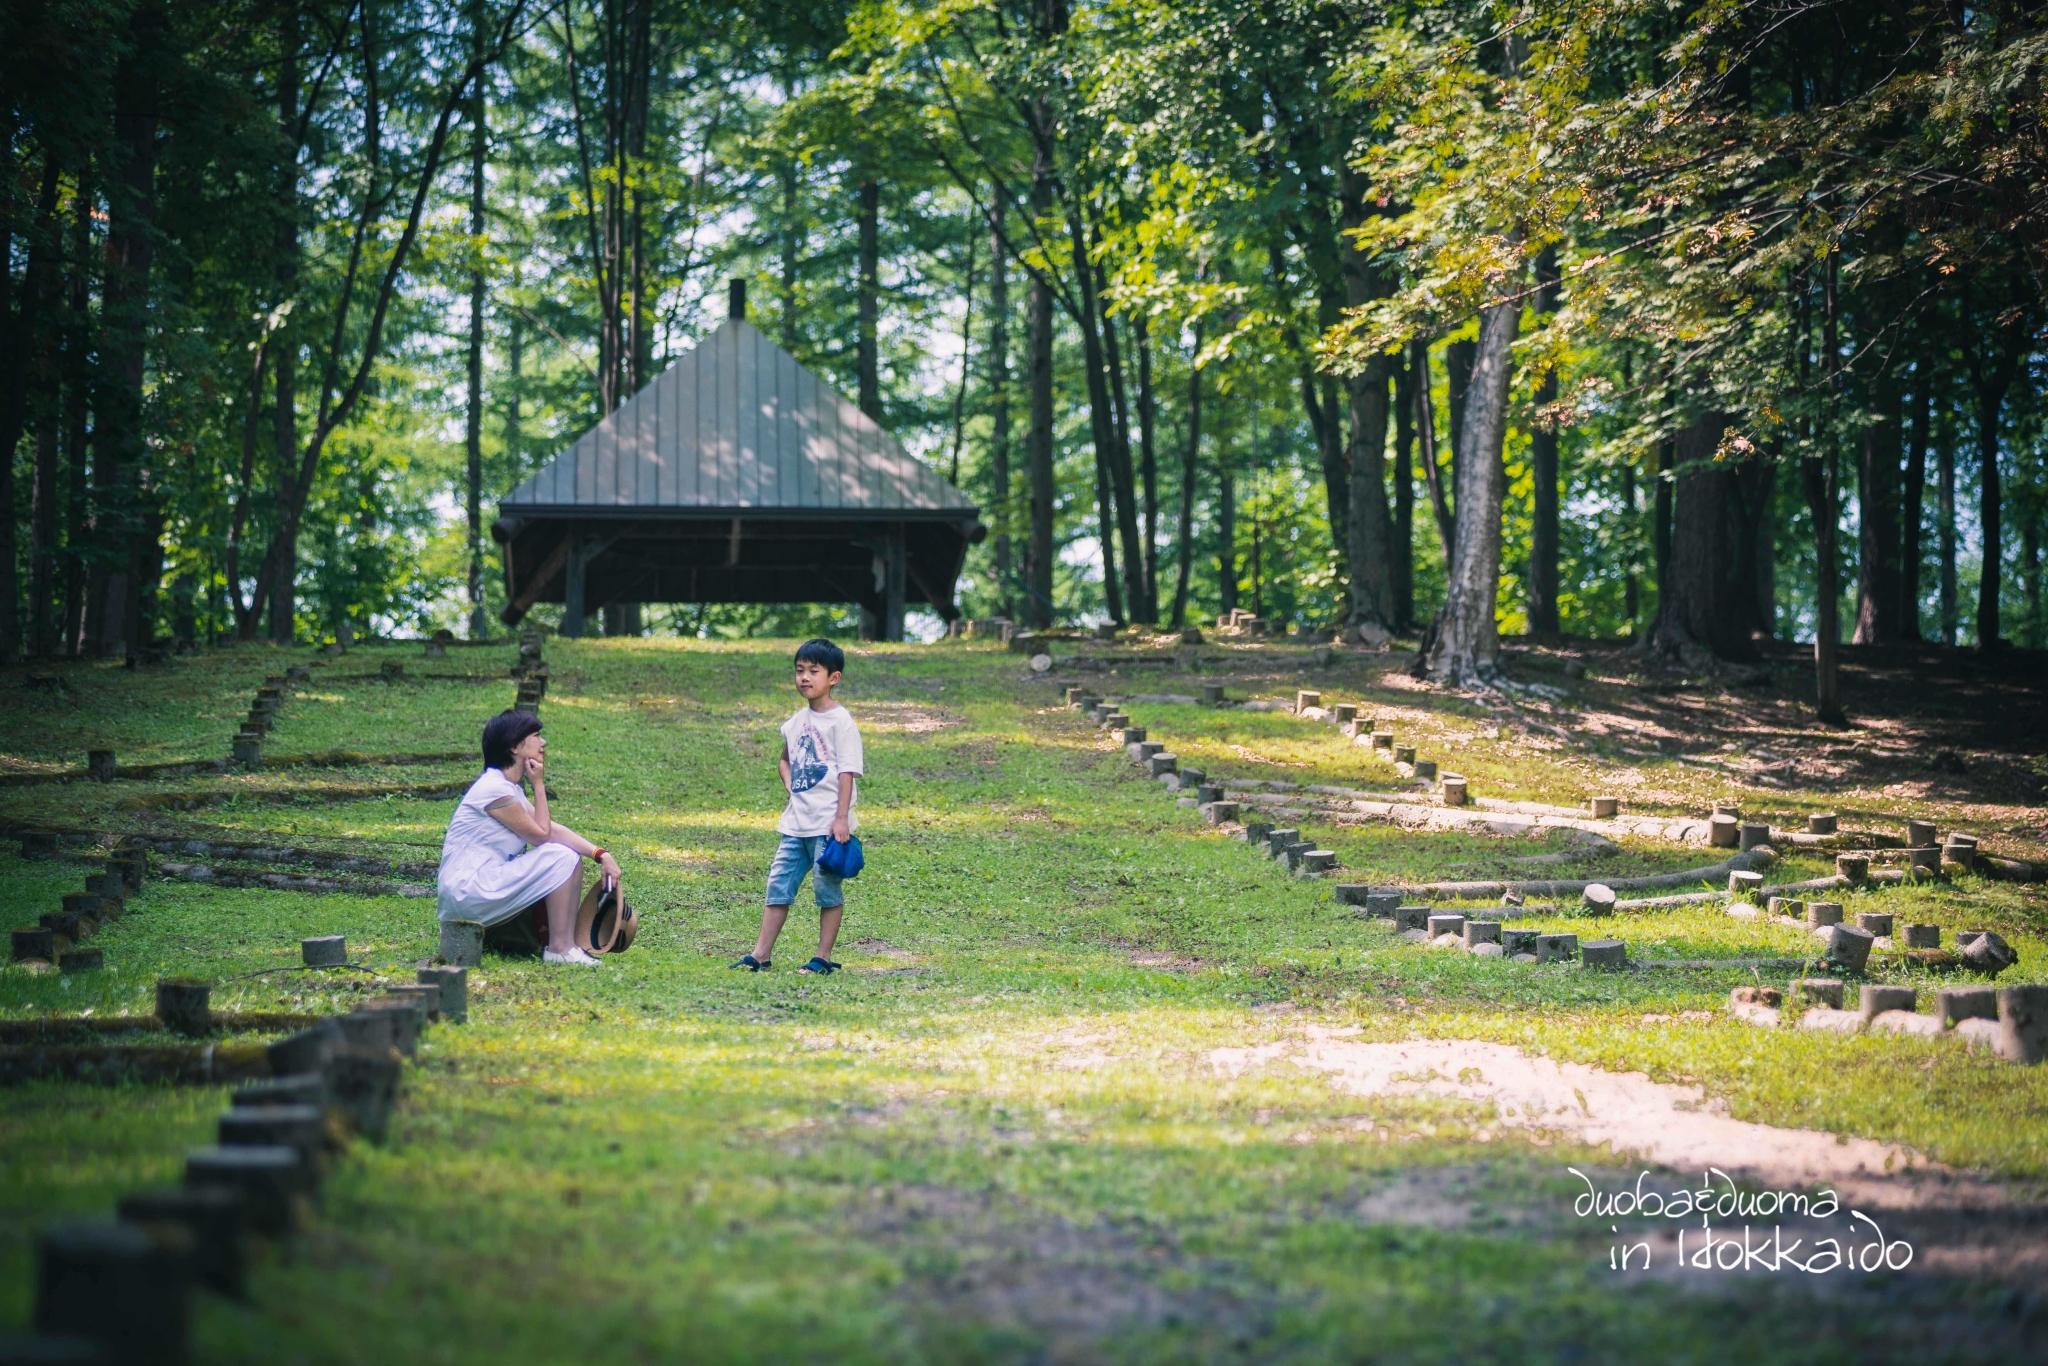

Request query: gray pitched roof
[{"left": 501, "top": 317, "right": 974, "bottom": 516}]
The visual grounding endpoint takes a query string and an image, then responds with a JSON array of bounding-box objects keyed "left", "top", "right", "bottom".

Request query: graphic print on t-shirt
[{"left": 789, "top": 727, "right": 829, "bottom": 794}]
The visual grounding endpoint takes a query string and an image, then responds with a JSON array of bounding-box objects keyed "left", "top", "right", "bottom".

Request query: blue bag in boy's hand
[{"left": 816, "top": 834, "right": 864, "bottom": 879}]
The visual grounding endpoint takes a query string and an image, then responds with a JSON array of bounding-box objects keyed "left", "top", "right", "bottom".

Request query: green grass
[{"left": 2, "top": 636, "right": 2045, "bottom": 1363}]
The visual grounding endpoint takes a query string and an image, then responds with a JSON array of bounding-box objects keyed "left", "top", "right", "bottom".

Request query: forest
[{"left": 2, "top": 0, "right": 2045, "bottom": 702}]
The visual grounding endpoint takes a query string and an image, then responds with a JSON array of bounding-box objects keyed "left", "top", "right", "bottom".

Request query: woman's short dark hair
[
  {"left": 481, "top": 710, "right": 543, "bottom": 770},
  {"left": 794, "top": 637, "right": 844, "bottom": 674}
]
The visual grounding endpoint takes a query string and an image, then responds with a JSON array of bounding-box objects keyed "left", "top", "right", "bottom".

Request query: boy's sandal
[
  {"left": 797, "top": 957, "right": 841, "bottom": 976},
  {"left": 729, "top": 954, "right": 771, "bottom": 972}
]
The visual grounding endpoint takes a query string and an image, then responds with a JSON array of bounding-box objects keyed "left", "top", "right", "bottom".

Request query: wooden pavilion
[{"left": 492, "top": 282, "right": 983, "bottom": 640}]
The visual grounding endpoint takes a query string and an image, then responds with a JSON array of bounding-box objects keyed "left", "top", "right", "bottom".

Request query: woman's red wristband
[{"left": 590, "top": 847, "right": 608, "bottom": 861}]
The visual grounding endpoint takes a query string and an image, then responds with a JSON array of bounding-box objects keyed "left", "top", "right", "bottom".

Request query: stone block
[
  {"left": 1835, "top": 854, "right": 1870, "bottom": 884},
  {"left": 1901, "top": 923, "right": 1940, "bottom": 949},
  {"left": 1954, "top": 1017, "right": 2003, "bottom": 1052},
  {"left": 219, "top": 1105, "right": 325, "bottom": 1172},
  {"left": 1440, "top": 774, "right": 1468, "bottom": 806},
  {"left": 1501, "top": 928, "right": 1538, "bottom": 956},
  {"left": 1366, "top": 891, "right": 1403, "bottom": 918},
  {"left": 1178, "top": 766, "right": 1207, "bottom": 789},
  {"left": 1937, "top": 986, "right": 1998, "bottom": 1028},
  {"left": 1135, "top": 741, "right": 1164, "bottom": 761},
  {"left": 1709, "top": 814, "right": 1740, "bottom": 848},
  {"left": 1295, "top": 690, "right": 1321, "bottom": 713},
  {"left": 1943, "top": 838, "right": 1976, "bottom": 873},
  {"left": 235, "top": 1075, "right": 326, "bottom": 1109},
  {"left": 1798, "top": 1007, "right": 1864, "bottom": 1034},
  {"left": 1580, "top": 939, "right": 1626, "bottom": 970},
  {"left": 58, "top": 948, "right": 102, "bottom": 972},
  {"left": 265, "top": 1019, "right": 341, "bottom": 1078},
  {"left": 1728, "top": 870, "right": 1764, "bottom": 897},
  {"left": 1589, "top": 796, "right": 1619, "bottom": 818},
  {"left": 1297, "top": 850, "right": 1336, "bottom": 875},
  {"left": 1582, "top": 883, "right": 1616, "bottom": 915},
  {"left": 1332, "top": 703, "right": 1357, "bottom": 724},
  {"left": 1795, "top": 979, "right": 1844, "bottom": 1008},
  {"left": 35, "top": 1220, "right": 190, "bottom": 1366},
  {"left": 1906, "top": 819, "right": 1937, "bottom": 848},
  {"left": 1266, "top": 828, "right": 1299, "bottom": 855},
  {"left": 1147, "top": 752, "right": 1179, "bottom": 777},
  {"left": 419, "top": 965, "right": 468, "bottom": 1024},
  {"left": 1200, "top": 682, "right": 1225, "bottom": 706},
  {"left": 1860, "top": 984, "right": 1916, "bottom": 1018},
  {"left": 1806, "top": 901, "right": 1843, "bottom": 928},
  {"left": 1203, "top": 801, "right": 1240, "bottom": 825},
  {"left": 155, "top": 979, "right": 211, "bottom": 1036},
  {"left": 1241, "top": 821, "right": 1273, "bottom": 844},
  {"left": 301, "top": 935, "right": 347, "bottom": 968},
  {"left": 185, "top": 1146, "right": 308, "bottom": 1236},
  {"left": 326, "top": 1045, "right": 401, "bottom": 1142},
  {"left": 1393, "top": 744, "right": 1416, "bottom": 765},
  {"left": 1370, "top": 731, "right": 1394, "bottom": 749},
  {"left": 117, "top": 1187, "right": 247, "bottom": 1300},
  {"left": 1995, "top": 986, "right": 2048, "bottom": 1064},
  {"left": 438, "top": 919, "right": 483, "bottom": 967},
  {"left": 1907, "top": 846, "right": 1941, "bottom": 874},
  {"left": 1535, "top": 933, "right": 1578, "bottom": 963},
  {"left": 1426, "top": 913, "right": 1467, "bottom": 939},
  {"left": 231, "top": 736, "right": 262, "bottom": 769},
  {"left": 1826, "top": 923, "right": 1876, "bottom": 973},
  {"left": 1870, "top": 1011, "right": 1941, "bottom": 1038},
  {"left": 1332, "top": 884, "right": 1370, "bottom": 905},
  {"left": 1118, "top": 726, "right": 1147, "bottom": 745},
  {"left": 1766, "top": 896, "right": 1803, "bottom": 918},
  {"left": 1393, "top": 905, "right": 1431, "bottom": 932},
  {"left": 1807, "top": 812, "right": 1838, "bottom": 835},
  {"left": 1962, "top": 931, "right": 2017, "bottom": 978},
  {"left": 1739, "top": 823, "right": 1771, "bottom": 851},
  {"left": 384, "top": 984, "right": 442, "bottom": 1024},
  {"left": 1469, "top": 942, "right": 1504, "bottom": 958},
  {"left": 1461, "top": 920, "right": 1501, "bottom": 947},
  {"left": 1413, "top": 759, "right": 1438, "bottom": 781},
  {"left": 1194, "top": 783, "right": 1224, "bottom": 804},
  {"left": 1855, "top": 911, "right": 1893, "bottom": 937}
]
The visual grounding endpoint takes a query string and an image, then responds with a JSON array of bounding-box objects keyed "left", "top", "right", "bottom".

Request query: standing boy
[{"left": 732, "top": 638, "right": 863, "bottom": 975}]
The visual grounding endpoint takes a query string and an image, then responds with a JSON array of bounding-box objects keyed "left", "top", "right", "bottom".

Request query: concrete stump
[
  {"left": 1177, "top": 766, "right": 1207, "bottom": 790},
  {"left": 1906, "top": 819, "right": 1937, "bottom": 848},
  {"left": 1859, "top": 985, "right": 1916, "bottom": 1018},
  {"left": 87, "top": 871, "right": 126, "bottom": 901},
  {"left": 231, "top": 737, "right": 262, "bottom": 769},
  {"left": 1589, "top": 796, "right": 1619, "bottom": 819},
  {"left": 438, "top": 919, "right": 484, "bottom": 967},
  {"left": 1827, "top": 924, "right": 1876, "bottom": 973},
  {"left": 1708, "top": 814, "right": 1740, "bottom": 849},
  {"left": 1739, "top": 823, "right": 1771, "bottom": 851},
  {"left": 1907, "top": 847, "right": 1941, "bottom": 875},
  {"left": 1298, "top": 850, "right": 1337, "bottom": 875},
  {"left": 358, "top": 999, "right": 421, "bottom": 1057},
  {"left": 1943, "top": 837, "right": 1976, "bottom": 872},
  {"left": 1392, "top": 744, "right": 1416, "bottom": 765},
  {"left": 1101, "top": 712, "right": 1129, "bottom": 731},
  {"left": 1201, "top": 683, "right": 1225, "bottom": 706},
  {"left": 300, "top": 935, "right": 346, "bottom": 968},
  {"left": 109, "top": 849, "right": 146, "bottom": 891},
  {"left": 286, "top": 665, "right": 309, "bottom": 682},
  {"left": 118, "top": 1187, "right": 246, "bottom": 1299},
  {"left": 1392, "top": 905, "right": 1431, "bottom": 932},
  {"left": 326, "top": 1045, "right": 402, "bottom": 1142},
  {"left": 384, "top": 984, "right": 442, "bottom": 1023},
  {"left": 1806, "top": 901, "right": 1843, "bottom": 928},
  {"left": 235, "top": 1075, "right": 327, "bottom": 1109},
  {"left": 61, "top": 892, "right": 102, "bottom": 920},
  {"left": 1366, "top": 892, "right": 1403, "bottom": 919},
  {"left": 1962, "top": 931, "right": 2017, "bottom": 977},
  {"left": 1937, "top": 986, "right": 1998, "bottom": 1028},
  {"left": 1581, "top": 884, "right": 1616, "bottom": 916},
  {"left": 1295, "top": 690, "right": 1321, "bottom": 713},
  {"left": 1266, "top": 828, "right": 1300, "bottom": 855},
  {"left": 1065, "top": 687, "right": 1086, "bottom": 705},
  {"left": 1580, "top": 939, "right": 1626, "bottom": 970},
  {"left": 1135, "top": 741, "right": 1164, "bottom": 761},
  {"left": 219, "top": 1106, "right": 325, "bottom": 1172},
  {"left": 266, "top": 1019, "right": 342, "bottom": 1077},
  {"left": 39, "top": 911, "right": 88, "bottom": 943},
  {"left": 1332, "top": 704, "right": 1358, "bottom": 724},
  {"left": 58, "top": 949, "right": 103, "bottom": 973},
  {"left": 1203, "top": 801, "right": 1240, "bottom": 825},
  {"left": 1426, "top": 913, "right": 1467, "bottom": 939},
  {"left": 419, "top": 965, "right": 469, "bottom": 1024},
  {"left": 513, "top": 701, "right": 539, "bottom": 717},
  {"left": 1796, "top": 979, "right": 1844, "bottom": 1008},
  {"left": 1195, "top": 784, "right": 1224, "bottom": 805},
  {"left": 1901, "top": 923, "right": 1940, "bottom": 949},
  {"left": 1501, "top": 929, "right": 1538, "bottom": 956},
  {"left": 1241, "top": 821, "right": 1274, "bottom": 844},
  {"left": 35, "top": 1221, "right": 190, "bottom": 1366},
  {"left": 337, "top": 1008, "right": 398, "bottom": 1054},
  {"left": 1461, "top": 920, "right": 1502, "bottom": 948},
  {"left": 1370, "top": 731, "right": 1393, "bottom": 750},
  {"left": 1440, "top": 775, "right": 1468, "bottom": 806},
  {"left": 12, "top": 927, "right": 55, "bottom": 963},
  {"left": 1413, "top": 759, "right": 1438, "bottom": 781},
  {"left": 1728, "top": 870, "right": 1764, "bottom": 898},
  {"left": 20, "top": 831, "right": 58, "bottom": 858},
  {"left": 1807, "top": 813, "right": 1838, "bottom": 835},
  {"left": 1535, "top": 933, "right": 1579, "bottom": 964},
  {"left": 1855, "top": 911, "right": 1893, "bottom": 937},
  {"left": 1835, "top": 854, "right": 1870, "bottom": 884},
  {"left": 87, "top": 750, "right": 116, "bottom": 783},
  {"left": 184, "top": 1146, "right": 306, "bottom": 1236},
  {"left": 155, "top": 979, "right": 212, "bottom": 1036},
  {"left": 1147, "top": 752, "right": 1179, "bottom": 778},
  {"left": 1118, "top": 727, "right": 1147, "bottom": 745},
  {"left": 1995, "top": 985, "right": 2048, "bottom": 1065}
]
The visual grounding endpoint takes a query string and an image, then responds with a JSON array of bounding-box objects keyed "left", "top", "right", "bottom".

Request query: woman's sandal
[
  {"left": 728, "top": 954, "right": 771, "bottom": 972},
  {"left": 797, "top": 957, "right": 841, "bottom": 976}
]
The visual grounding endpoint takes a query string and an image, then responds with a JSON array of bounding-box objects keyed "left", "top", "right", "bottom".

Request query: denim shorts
[{"left": 764, "top": 834, "right": 844, "bottom": 909}]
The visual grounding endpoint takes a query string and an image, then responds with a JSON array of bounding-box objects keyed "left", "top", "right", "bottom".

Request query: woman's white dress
[{"left": 436, "top": 769, "right": 580, "bottom": 925}]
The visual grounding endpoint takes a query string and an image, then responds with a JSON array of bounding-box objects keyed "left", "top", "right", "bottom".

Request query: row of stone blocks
[
  {"left": 26, "top": 969, "right": 467, "bottom": 1364},
  {"left": 1730, "top": 980, "right": 2047, "bottom": 1063},
  {"left": 1331, "top": 885, "right": 1626, "bottom": 967},
  {"left": 9, "top": 842, "right": 149, "bottom": 974}
]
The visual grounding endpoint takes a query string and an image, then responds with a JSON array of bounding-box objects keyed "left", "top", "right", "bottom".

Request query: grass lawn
[{"left": 2, "top": 635, "right": 2045, "bottom": 1363}]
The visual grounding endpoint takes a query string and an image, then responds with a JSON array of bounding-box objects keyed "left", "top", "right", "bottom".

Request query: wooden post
[{"left": 884, "top": 523, "right": 908, "bottom": 642}]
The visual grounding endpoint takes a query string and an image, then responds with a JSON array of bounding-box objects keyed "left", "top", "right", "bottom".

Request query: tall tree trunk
[
  {"left": 1218, "top": 388, "right": 1236, "bottom": 617},
  {"left": 2024, "top": 511, "right": 2042, "bottom": 648},
  {"left": 60, "top": 186, "right": 90, "bottom": 656},
  {"left": 1024, "top": 132, "right": 1055, "bottom": 629},
  {"left": 267, "top": 7, "right": 302, "bottom": 643},
  {"left": 1171, "top": 320, "right": 1201, "bottom": 628},
  {"left": 1, "top": 157, "right": 61, "bottom": 662},
  {"left": 1620, "top": 461, "right": 1638, "bottom": 632},
  {"left": 1412, "top": 338, "right": 1453, "bottom": 563},
  {"left": 1136, "top": 315, "right": 1158, "bottom": 622},
  {"left": 31, "top": 399, "right": 60, "bottom": 657},
  {"left": 1343, "top": 350, "right": 1392, "bottom": 633},
  {"left": 856, "top": 177, "right": 880, "bottom": 421},
  {"left": 1092, "top": 436, "right": 1123, "bottom": 622},
  {"left": 1808, "top": 253, "right": 1844, "bottom": 723},
  {"left": 1938, "top": 413, "right": 1957, "bottom": 647},
  {"left": 987, "top": 190, "right": 1012, "bottom": 617},
  {"left": 1967, "top": 320, "right": 2022, "bottom": 650},
  {"left": 1424, "top": 270, "right": 1521, "bottom": 682},
  {"left": 1069, "top": 224, "right": 1140, "bottom": 621},
  {"left": 1527, "top": 248, "right": 1560, "bottom": 638},
  {"left": 1443, "top": 337, "right": 1473, "bottom": 513},
  {"left": 1644, "top": 417, "right": 1771, "bottom": 664},
  {"left": 97, "top": 3, "right": 164, "bottom": 658},
  {"left": 1853, "top": 372, "right": 1902, "bottom": 643},
  {"left": 1391, "top": 348, "right": 1415, "bottom": 632},
  {"left": 1652, "top": 436, "right": 1674, "bottom": 592},
  {"left": 466, "top": 9, "right": 488, "bottom": 638},
  {"left": 1899, "top": 373, "right": 1928, "bottom": 639}
]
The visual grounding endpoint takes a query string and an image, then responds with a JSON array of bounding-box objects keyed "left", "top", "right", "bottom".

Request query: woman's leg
[{"left": 543, "top": 865, "right": 581, "bottom": 949}]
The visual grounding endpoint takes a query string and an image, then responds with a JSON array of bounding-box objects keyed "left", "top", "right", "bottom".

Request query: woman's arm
[{"left": 487, "top": 801, "right": 622, "bottom": 880}]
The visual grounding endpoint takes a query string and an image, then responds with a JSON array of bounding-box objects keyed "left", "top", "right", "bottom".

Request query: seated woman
[{"left": 438, "top": 710, "right": 622, "bottom": 966}]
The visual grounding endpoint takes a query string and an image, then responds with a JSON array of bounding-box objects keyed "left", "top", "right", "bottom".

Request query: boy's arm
[
  {"left": 779, "top": 741, "right": 792, "bottom": 792},
  {"left": 831, "top": 773, "right": 855, "bottom": 844}
]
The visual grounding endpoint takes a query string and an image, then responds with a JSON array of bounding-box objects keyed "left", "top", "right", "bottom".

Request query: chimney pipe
[{"left": 729, "top": 278, "right": 746, "bottom": 321}]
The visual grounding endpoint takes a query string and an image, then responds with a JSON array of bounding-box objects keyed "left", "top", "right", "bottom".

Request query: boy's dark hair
[
  {"left": 481, "top": 710, "right": 543, "bottom": 770},
  {"left": 794, "top": 637, "right": 845, "bottom": 674}
]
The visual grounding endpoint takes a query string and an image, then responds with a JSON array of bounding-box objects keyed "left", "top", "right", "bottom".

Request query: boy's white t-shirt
[{"left": 778, "top": 702, "right": 864, "bottom": 837}]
